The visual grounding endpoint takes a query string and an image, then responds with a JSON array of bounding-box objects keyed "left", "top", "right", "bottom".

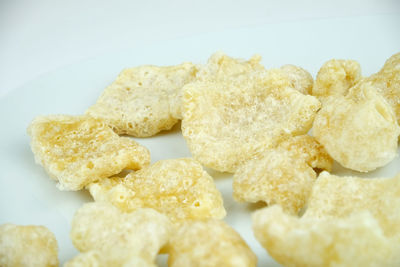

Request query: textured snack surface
[
  {"left": 86, "top": 63, "right": 197, "bottom": 137},
  {"left": 233, "top": 135, "right": 332, "bottom": 214},
  {"left": 27, "top": 115, "right": 150, "bottom": 190},
  {"left": 279, "top": 64, "right": 314, "bottom": 95},
  {"left": 168, "top": 220, "right": 257, "bottom": 267},
  {"left": 64, "top": 251, "right": 156, "bottom": 267},
  {"left": 305, "top": 172, "right": 400, "bottom": 239},
  {"left": 196, "top": 52, "right": 264, "bottom": 81},
  {"left": 182, "top": 68, "right": 321, "bottom": 172},
  {"left": 0, "top": 224, "right": 59, "bottom": 267},
  {"left": 88, "top": 158, "right": 226, "bottom": 223},
  {"left": 252, "top": 172, "right": 400, "bottom": 266},
  {"left": 312, "top": 59, "right": 362, "bottom": 99},
  {"left": 68, "top": 202, "right": 172, "bottom": 266},
  {"left": 366, "top": 52, "right": 400, "bottom": 124},
  {"left": 313, "top": 84, "right": 400, "bottom": 172},
  {"left": 252, "top": 206, "right": 399, "bottom": 267}
]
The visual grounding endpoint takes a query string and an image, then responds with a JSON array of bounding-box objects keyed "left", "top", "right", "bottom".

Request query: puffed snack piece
[
  {"left": 252, "top": 206, "right": 399, "bottom": 267},
  {"left": 88, "top": 158, "right": 226, "bottom": 223},
  {"left": 182, "top": 69, "right": 321, "bottom": 173},
  {"left": 27, "top": 115, "right": 150, "bottom": 190},
  {"left": 0, "top": 224, "right": 59, "bottom": 267},
  {"left": 86, "top": 62, "right": 197, "bottom": 137},
  {"left": 312, "top": 59, "right": 362, "bottom": 99},
  {"left": 233, "top": 135, "right": 332, "bottom": 214},
  {"left": 365, "top": 52, "right": 400, "bottom": 124},
  {"left": 67, "top": 202, "right": 172, "bottom": 266},
  {"left": 252, "top": 172, "right": 400, "bottom": 267},
  {"left": 168, "top": 219, "right": 257, "bottom": 267},
  {"left": 313, "top": 83, "right": 400, "bottom": 172}
]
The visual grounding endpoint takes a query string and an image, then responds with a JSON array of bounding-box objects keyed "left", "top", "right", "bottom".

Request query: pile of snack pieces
[{"left": 1, "top": 52, "right": 399, "bottom": 267}]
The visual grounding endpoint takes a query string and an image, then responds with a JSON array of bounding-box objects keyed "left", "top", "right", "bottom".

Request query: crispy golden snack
[
  {"left": 86, "top": 63, "right": 197, "bottom": 137},
  {"left": 27, "top": 115, "right": 150, "bottom": 190},
  {"left": 252, "top": 172, "right": 400, "bottom": 267},
  {"left": 88, "top": 158, "right": 226, "bottom": 223},
  {"left": 182, "top": 68, "right": 321, "bottom": 173},
  {"left": 168, "top": 220, "right": 257, "bottom": 267},
  {"left": 233, "top": 135, "right": 332, "bottom": 214},
  {"left": 313, "top": 83, "right": 400, "bottom": 172},
  {"left": 0, "top": 224, "right": 59, "bottom": 267},
  {"left": 67, "top": 202, "right": 172, "bottom": 266}
]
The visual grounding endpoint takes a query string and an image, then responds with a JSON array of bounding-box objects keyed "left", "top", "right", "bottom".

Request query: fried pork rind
[
  {"left": 252, "top": 206, "right": 399, "bottom": 267},
  {"left": 233, "top": 135, "right": 332, "bottom": 214},
  {"left": 68, "top": 202, "right": 172, "bottom": 266},
  {"left": 88, "top": 158, "right": 226, "bottom": 223},
  {"left": 0, "top": 224, "right": 59, "bottom": 267},
  {"left": 279, "top": 64, "right": 314, "bottom": 95},
  {"left": 366, "top": 52, "right": 400, "bottom": 124},
  {"left": 27, "top": 115, "right": 150, "bottom": 190},
  {"left": 86, "top": 63, "right": 198, "bottom": 137},
  {"left": 252, "top": 172, "right": 400, "bottom": 267},
  {"left": 182, "top": 69, "right": 321, "bottom": 173},
  {"left": 304, "top": 172, "right": 400, "bottom": 237},
  {"left": 168, "top": 220, "right": 257, "bottom": 267},
  {"left": 313, "top": 83, "right": 400, "bottom": 172},
  {"left": 312, "top": 59, "right": 362, "bottom": 99}
]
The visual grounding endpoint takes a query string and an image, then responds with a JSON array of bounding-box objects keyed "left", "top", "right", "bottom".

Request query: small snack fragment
[
  {"left": 0, "top": 224, "right": 59, "bottom": 267},
  {"left": 168, "top": 220, "right": 257, "bottom": 267},
  {"left": 279, "top": 64, "right": 314, "bottom": 95},
  {"left": 233, "top": 135, "right": 332, "bottom": 214},
  {"left": 88, "top": 158, "right": 226, "bottom": 223},
  {"left": 252, "top": 172, "right": 400, "bottom": 267},
  {"left": 313, "top": 83, "right": 400, "bottom": 172},
  {"left": 182, "top": 69, "right": 321, "bottom": 173},
  {"left": 252, "top": 205, "right": 398, "bottom": 267},
  {"left": 86, "top": 62, "right": 198, "bottom": 137},
  {"left": 68, "top": 202, "right": 172, "bottom": 266},
  {"left": 312, "top": 59, "right": 362, "bottom": 99},
  {"left": 27, "top": 115, "right": 150, "bottom": 190},
  {"left": 365, "top": 52, "right": 400, "bottom": 124}
]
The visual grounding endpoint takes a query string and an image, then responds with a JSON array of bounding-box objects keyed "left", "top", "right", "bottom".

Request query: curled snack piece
[
  {"left": 68, "top": 202, "right": 172, "bottom": 266},
  {"left": 366, "top": 52, "right": 400, "bottom": 124},
  {"left": 312, "top": 59, "right": 362, "bottom": 99},
  {"left": 27, "top": 115, "right": 150, "bottom": 190},
  {"left": 88, "top": 158, "right": 226, "bottom": 223},
  {"left": 168, "top": 220, "right": 257, "bottom": 267},
  {"left": 86, "top": 63, "right": 197, "bottom": 137},
  {"left": 313, "top": 84, "right": 400, "bottom": 172},
  {"left": 0, "top": 224, "right": 59, "bottom": 267},
  {"left": 233, "top": 135, "right": 332, "bottom": 214},
  {"left": 279, "top": 64, "right": 314, "bottom": 95},
  {"left": 252, "top": 205, "right": 398, "bottom": 267},
  {"left": 304, "top": 171, "right": 400, "bottom": 238},
  {"left": 182, "top": 69, "right": 321, "bottom": 173}
]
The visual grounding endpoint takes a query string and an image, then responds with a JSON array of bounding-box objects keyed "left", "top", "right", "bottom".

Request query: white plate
[{"left": 0, "top": 14, "right": 399, "bottom": 266}]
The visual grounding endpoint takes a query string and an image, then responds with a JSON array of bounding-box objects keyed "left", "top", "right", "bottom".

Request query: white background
[{"left": 1, "top": 0, "right": 400, "bottom": 97}]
